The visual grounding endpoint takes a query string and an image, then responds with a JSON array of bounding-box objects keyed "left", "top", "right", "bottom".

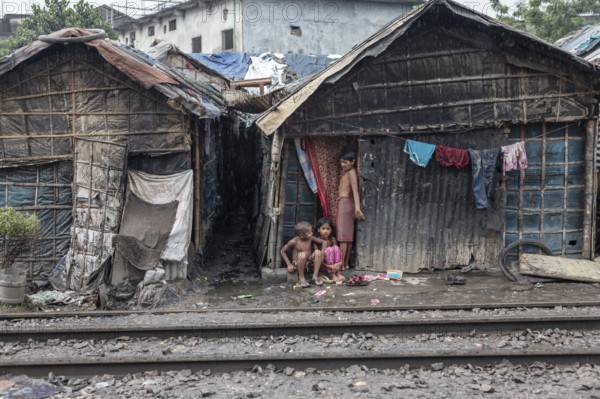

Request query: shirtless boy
[
  {"left": 280, "top": 221, "right": 326, "bottom": 288},
  {"left": 337, "top": 150, "right": 365, "bottom": 270}
]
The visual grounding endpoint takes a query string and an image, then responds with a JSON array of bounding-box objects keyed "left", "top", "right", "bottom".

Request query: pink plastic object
[{"left": 323, "top": 245, "right": 342, "bottom": 265}]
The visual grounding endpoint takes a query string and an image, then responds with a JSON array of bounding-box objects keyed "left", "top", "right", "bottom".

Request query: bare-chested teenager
[
  {"left": 337, "top": 150, "right": 365, "bottom": 270},
  {"left": 280, "top": 221, "right": 326, "bottom": 288}
]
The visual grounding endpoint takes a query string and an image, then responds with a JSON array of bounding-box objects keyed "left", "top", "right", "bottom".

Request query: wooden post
[
  {"left": 266, "top": 129, "right": 284, "bottom": 269},
  {"left": 193, "top": 119, "right": 203, "bottom": 253},
  {"left": 582, "top": 119, "right": 596, "bottom": 259}
]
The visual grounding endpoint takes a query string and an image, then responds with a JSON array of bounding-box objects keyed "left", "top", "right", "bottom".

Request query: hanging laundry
[
  {"left": 403, "top": 139, "right": 436, "bottom": 167},
  {"left": 468, "top": 148, "right": 499, "bottom": 210},
  {"left": 501, "top": 141, "right": 528, "bottom": 176},
  {"left": 294, "top": 138, "right": 317, "bottom": 193},
  {"left": 435, "top": 145, "right": 470, "bottom": 169}
]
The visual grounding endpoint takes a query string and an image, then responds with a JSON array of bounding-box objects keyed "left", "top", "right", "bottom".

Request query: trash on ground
[
  {"left": 237, "top": 294, "right": 253, "bottom": 299},
  {"left": 386, "top": 270, "right": 403, "bottom": 280}
]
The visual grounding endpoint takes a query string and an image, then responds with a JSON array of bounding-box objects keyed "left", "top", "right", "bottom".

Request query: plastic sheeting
[
  {"left": 191, "top": 52, "right": 258, "bottom": 80},
  {"left": 65, "top": 139, "right": 128, "bottom": 296},
  {"left": 0, "top": 162, "right": 72, "bottom": 276},
  {"left": 282, "top": 53, "right": 340, "bottom": 78},
  {"left": 127, "top": 169, "right": 194, "bottom": 280}
]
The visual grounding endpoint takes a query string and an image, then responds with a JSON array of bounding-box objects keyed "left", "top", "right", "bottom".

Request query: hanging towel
[
  {"left": 468, "top": 148, "right": 499, "bottom": 210},
  {"left": 294, "top": 138, "right": 317, "bottom": 193},
  {"left": 403, "top": 139, "right": 436, "bottom": 167},
  {"left": 435, "top": 145, "right": 470, "bottom": 169},
  {"left": 500, "top": 141, "right": 528, "bottom": 176}
]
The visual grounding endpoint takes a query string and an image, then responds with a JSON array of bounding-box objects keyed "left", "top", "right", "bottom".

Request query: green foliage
[
  {"left": 490, "top": 0, "right": 600, "bottom": 43},
  {"left": 0, "top": 208, "right": 40, "bottom": 269},
  {"left": 0, "top": 0, "right": 117, "bottom": 56}
]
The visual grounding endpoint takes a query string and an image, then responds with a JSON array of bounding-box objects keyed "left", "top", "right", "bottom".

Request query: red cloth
[
  {"left": 304, "top": 137, "right": 353, "bottom": 218},
  {"left": 435, "top": 145, "right": 470, "bottom": 169}
]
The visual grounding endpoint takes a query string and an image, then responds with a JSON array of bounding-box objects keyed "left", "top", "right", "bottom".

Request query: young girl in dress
[{"left": 314, "top": 217, "right": 345, "bottom": 283}]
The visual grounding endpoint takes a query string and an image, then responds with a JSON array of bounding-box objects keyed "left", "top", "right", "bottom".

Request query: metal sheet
[{"left": 356, "top": 130, "right": 505, "bottom": 273}]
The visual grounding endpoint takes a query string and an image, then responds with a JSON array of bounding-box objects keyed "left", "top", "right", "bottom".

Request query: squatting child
[
  {"left": 280, "top": 221, "right": 326, "bottom": 288},
  {"left": 314, "top": 217, "right": 345, "bottom": 283}
]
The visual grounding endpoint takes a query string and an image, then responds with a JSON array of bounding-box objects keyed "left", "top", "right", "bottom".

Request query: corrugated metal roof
[
  {"left": 0, "top": 28, "right": 222, "bottom": 118},
  {"left": 256, "top": 0, "right": 600, "bottom": 136},
  {"left": 556, "top": 23, "right": 600, "bottom": 65}
]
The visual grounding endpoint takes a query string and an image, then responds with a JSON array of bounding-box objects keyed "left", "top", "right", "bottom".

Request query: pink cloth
[
  {"left": 336, "top": 197, "right": 355, "bottom": 242},
  {"left": 501, "top": 141, "right": 528, "bottom": 176},
  {"left": 323, "top": 245, "right": 342, "bottom": 265}
]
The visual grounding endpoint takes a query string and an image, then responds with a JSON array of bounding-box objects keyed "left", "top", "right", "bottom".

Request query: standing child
[
  {"left": 337, "top": 150, "right": 365, "bottom": 270},
  {"left": 314, "top": 217, "right": 345, "bottom": 283},
  {"left": 280, "top": 221, "right": 326, "bottom": 288}
]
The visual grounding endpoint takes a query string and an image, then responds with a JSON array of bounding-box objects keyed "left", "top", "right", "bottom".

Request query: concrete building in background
[
  {"left": 111, "top": 0, "right": 422, "bottom": 54},
  {"left": 0, "top": 13, "right": 29, "bottom": 39}
]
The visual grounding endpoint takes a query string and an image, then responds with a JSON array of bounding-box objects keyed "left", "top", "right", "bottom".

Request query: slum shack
[
  {"left": 0, "top": 28, "right": 231, "bottom": 296},
  {"left": 255, "top": 0, "right": 600, "bottom": 278}
]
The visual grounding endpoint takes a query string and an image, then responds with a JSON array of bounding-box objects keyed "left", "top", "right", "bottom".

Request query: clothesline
[{"left": 304, "top": 115, "right": 583, "bottom": 145}]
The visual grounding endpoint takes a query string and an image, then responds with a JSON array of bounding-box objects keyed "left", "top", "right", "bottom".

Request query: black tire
[
  {"left": 499, "top": 239, "right": 554, "bottom": 281},
  {"left": 38, "top": 29, "right": 106, "bottom": 43}
]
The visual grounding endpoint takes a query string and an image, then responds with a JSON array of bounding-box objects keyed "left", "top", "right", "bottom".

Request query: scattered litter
[
  {"left": 314, "top": 290, "right": 327, "bottom": 297},
  {"left": 386, "top": 270, "right": 403, "bottom": 280},
  {"left": 237, "top": 294, "right": 253, "bottom": 299},
  {"left": 363, "top": 273, "right": 387, "bottom": 282},
  {"left": 342, "top": 293, "right": 355, "bottom": 296},
  {"left": 534, "top": 283, "right": 545, "bottom": 289},
  {"left": 446, "top": 274, "right": 466, "bottom": 285},
  {"left": 27, "top": 290, "right": 84, "bottom": 306},
  {"left": 371, "top": 298, "right": 380, "bottom": 305}
]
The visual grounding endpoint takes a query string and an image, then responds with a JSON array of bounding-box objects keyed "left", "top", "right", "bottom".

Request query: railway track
[{"left": 1, "top": 308, "right": 599, "bottom": 377}]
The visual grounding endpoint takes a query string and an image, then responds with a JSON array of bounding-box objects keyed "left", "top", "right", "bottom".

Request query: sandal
[
  {"left": 300, "top": 281, "right": 310, "bottom": 288},
  {"left": 445, "top": 274, "right": 466, "bottom": 285},
  {"left": 345, "top": 275, "right": 369, "bottom": 286},
  {"left": 321, "top": 276, "right": 335, "bottom": 284},
  {"left": 314, "top": 277, "right": 323, "bottom": 286}
]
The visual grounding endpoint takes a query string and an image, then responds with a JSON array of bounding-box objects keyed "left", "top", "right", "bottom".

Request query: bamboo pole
[
  {"left": 294, "top": 92, "right": 597, "bottom": 125},
  {"left": 582, "top": 119, "right": 597, "bottom": 259},
  {"left": 193, "top": 119, "right": 203, "bottom": 253},
  {"left": 266, "top": 129, "right": 284, "bottom": 269}
]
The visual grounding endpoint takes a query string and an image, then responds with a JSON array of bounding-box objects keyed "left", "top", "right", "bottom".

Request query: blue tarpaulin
[{"left": 191, "top": 52, "right": 257, "bottom": 80}]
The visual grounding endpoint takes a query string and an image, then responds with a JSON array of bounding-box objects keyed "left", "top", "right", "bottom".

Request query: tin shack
[
  {"left": 0, "top": 28, "right": 232, "bottom": 295},
  {"left": 255, "top": 0, "right": 600, "bottom": 277}
]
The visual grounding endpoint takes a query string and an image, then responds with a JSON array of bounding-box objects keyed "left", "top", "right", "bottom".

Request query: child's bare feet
[
  {"left": 299, "top": 279, "right": 310, "bottom": 288},
  {"left": 313, "top": 276, "right": 323, "bottom": 286}
]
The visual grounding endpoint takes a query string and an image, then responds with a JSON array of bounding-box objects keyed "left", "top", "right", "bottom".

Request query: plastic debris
[
  {"left": 314, "top": 290, "right": 327, "bottom": 297},
  {"left": 371, "top": 298, "right": 380, "bottom": 305},
  {"left": 237, "top": 294, "right": 253, "bottom": 299}
]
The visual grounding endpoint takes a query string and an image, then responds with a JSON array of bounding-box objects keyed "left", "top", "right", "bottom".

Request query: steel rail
[
  {"left": 2, "top": 300, "right": 600, "bottom": 320},
  {"left": 2, "top": 349, "right": 599, "bottom": 378},
  {"left": 1, "top": 314, "right": 599, "bottom": 342}
]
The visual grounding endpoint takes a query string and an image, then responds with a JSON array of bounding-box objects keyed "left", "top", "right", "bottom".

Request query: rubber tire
[
  {"left": 38, "top": 29, "right": 106, "bottom": 43},
  {"left": 499, "top": 239, "right": 554, "bottom": 281}
]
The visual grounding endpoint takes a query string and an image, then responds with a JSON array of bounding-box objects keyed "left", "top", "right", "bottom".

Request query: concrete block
[{"left": 260, "top": 267, "right": 289, "bottom": 284}]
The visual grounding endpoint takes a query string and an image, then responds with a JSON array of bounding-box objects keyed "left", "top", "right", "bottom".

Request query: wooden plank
[{"left": 520, "top": 254, "right": 600, "bottom": 283}]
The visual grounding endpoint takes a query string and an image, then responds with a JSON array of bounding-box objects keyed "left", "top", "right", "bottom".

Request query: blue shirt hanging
[{"left": 403, "top": 139, "right": 436, "bottom": 167}]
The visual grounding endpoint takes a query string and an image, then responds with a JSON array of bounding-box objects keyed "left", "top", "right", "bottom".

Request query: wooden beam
[{"left": 520, "top": 253, "right": 600, "bottom": 283}]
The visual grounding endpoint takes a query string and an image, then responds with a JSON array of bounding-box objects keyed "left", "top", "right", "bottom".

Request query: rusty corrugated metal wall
[
  {"left": 357, "top": 129, "right": 505, "bottom": 272},
  {"left": 275, "top": 12, "right": 599, "bottom": 272}
]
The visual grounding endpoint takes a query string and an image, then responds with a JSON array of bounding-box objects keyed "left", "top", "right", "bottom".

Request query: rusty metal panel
[
  {"left": 356, "top": 130, "right": 505, "bottom": 273},
  {"left": 505, "top": 122, "right": 587, "bottom": 261}
]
